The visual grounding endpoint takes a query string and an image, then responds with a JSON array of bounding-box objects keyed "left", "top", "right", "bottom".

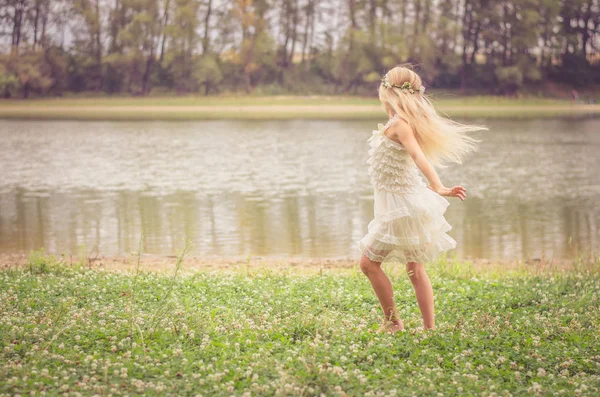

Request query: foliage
[
  {"left": 0, "top": 0, "right": 598, "bottom": 97},
  {"left": 193, "top": 55, "right": 223, "bottom": 94},
  {"left": 0, "top": 50, "right": 61, "bottom": 97},
  {"left": 495, "top": 66, "right": 524, "bottom": 94},
  {"left": 0, "top": 64, "right": 18, "bottom": 98}
]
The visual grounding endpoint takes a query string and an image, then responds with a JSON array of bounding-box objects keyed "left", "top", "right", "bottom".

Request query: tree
[{"left": 0, "top": 0, "right": 597, "bottom": 96}]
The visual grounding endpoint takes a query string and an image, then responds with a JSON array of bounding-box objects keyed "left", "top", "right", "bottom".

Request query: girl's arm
[{"left": 387, "top": 119, "right": 467, "bottom": 201}]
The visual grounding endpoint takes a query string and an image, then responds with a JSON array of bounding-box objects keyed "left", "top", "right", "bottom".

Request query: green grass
[
  {"left": 0, "top": 95, "right": 380, "bottom": 107},
  {"left": 0, "top": 95, "right": 599, "bottom": 120},
  {"left": 1, "top": 247, "right": 599, "bottom": 396},
  {"left": 0, "top": 95, "right": 576, "bottom": 107}
]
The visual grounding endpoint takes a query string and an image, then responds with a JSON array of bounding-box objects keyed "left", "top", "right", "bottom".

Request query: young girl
[{"left": 358, "top": 65, "right": 486, "bottom": 334}]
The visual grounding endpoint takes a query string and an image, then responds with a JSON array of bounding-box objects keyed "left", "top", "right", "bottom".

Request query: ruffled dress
[{"left": 357, "top": 114, "right": 457, "bottom": 263}]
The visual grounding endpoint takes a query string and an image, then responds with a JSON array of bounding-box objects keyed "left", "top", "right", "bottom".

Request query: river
[{"left": 0, "top": 117, "right": 598, "bottom": 260}]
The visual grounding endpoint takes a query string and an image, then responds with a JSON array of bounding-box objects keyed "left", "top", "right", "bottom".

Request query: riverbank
[
  {"left": 1, "top": 250, "right": 598, "bottom": 396},
  {"left": 0, "top": 251, "right": 595, "bottom": 276},
  {"left": 1, "top": 95, "right": 599, "bottom": 120}
]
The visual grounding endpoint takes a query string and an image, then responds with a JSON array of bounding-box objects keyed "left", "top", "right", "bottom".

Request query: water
[{"left": 0, "top": 118, "right": 598, "bottom": 260}]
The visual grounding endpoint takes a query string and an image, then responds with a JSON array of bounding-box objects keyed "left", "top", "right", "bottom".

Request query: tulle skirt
[{"left": 358, "top": 186, "right": 456, "bottom": 263}]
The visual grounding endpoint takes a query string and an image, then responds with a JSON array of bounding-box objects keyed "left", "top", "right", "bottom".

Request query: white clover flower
[
  {"left": 537, "top": 368, "right": 546, "bottom": 377},
  {"left": 380, "top": 75, "right": 424, "bottom": 94},
  {"left": 530, "top": 382, "right": 542, "bottom": 393}
]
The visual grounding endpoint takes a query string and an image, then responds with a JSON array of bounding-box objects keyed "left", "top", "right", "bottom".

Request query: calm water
[{"left": 0, "top": 118, "right": 599, "bottom": 260}]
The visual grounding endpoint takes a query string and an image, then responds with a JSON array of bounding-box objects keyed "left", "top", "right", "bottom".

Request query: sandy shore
[
  {"left": 0, "top": 252, "right": 359, "bottom": 275},
  {"left": 0, "top": 252, "right": 588, "bottom": 276}
]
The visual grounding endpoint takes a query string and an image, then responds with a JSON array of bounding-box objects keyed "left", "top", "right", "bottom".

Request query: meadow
[
  {"left": 1, "top": 246, "right": 599, "bottom": 396},
  {"left": 1, "top": 95, "right": 599, "bottom": 120}
]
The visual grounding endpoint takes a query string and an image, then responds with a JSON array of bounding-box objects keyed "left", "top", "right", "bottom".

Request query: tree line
[{"left": 0, "top": 0, "right": 598, "bottom": 98}]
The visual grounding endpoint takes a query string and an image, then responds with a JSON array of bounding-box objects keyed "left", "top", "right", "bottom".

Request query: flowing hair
[{"left": 378, "top": 65, "right": 487, "bottom": 167}]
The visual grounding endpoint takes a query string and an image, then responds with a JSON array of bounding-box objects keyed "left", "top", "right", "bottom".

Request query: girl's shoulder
[
  {"left": 383, "top": 113, "right": 410, "bottom": 133},
  {"left": 382, "top": 114, "right": 412, "bottom": 146}
]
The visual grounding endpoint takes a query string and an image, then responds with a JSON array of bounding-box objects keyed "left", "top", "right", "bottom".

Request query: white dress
[{"left": 357, "top": 114, "right": 457, "bottom": 263}]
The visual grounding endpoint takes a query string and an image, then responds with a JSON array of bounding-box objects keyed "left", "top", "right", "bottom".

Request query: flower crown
[{"left": 380, "top": 75, "right": 425, "bottom": 94}]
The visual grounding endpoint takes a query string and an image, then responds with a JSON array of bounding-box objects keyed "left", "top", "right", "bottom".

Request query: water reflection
[
  {"left": 0, "top": 118, "right": 598, "bottom": 260},
  {"left": 0, "top": 187, "right": 598, "bottom": 260}
]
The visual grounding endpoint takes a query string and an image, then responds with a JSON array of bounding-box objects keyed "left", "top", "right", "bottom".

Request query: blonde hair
[{"left": 379, "top": 65, "right": 487, "bottom": 167}]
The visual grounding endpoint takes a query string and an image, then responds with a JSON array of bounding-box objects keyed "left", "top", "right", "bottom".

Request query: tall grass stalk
[{"left": 145, "top": 238, "right": 194, "bottom": 334}]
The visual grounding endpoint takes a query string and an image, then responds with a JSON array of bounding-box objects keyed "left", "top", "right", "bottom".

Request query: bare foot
[
  {"left": 376, "top": 321, "right": 405, "bottom": 334},
  {"left": 415, "top": 326, "right": 436, "bottom": 334}
]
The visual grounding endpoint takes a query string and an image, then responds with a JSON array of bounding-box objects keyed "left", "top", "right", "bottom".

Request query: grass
[
  {"left": 0, "top": 95, "right": 578, "bottom": 107},
  {"left": 1, "top": 244, "right": 599, "bottom": 396},
  {"left": 0, "top": 95, "right": 599, "bottom": 120}
]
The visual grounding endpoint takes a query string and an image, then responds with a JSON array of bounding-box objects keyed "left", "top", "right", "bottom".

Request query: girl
[{"left": 358, "top": 65, "right": 486, "bottom": 334}]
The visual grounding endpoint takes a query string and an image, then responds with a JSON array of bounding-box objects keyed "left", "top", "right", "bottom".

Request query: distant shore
[{"left": 1, "top": 95, "right": 599, "bottom": 120}]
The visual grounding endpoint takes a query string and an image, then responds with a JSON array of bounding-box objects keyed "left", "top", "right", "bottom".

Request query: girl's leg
[
  {"left": 406, "top": 262, "right": 435, "bottom": 330},
  {"left": 359, "top": 254, "right": 403, "bottom": 331}
]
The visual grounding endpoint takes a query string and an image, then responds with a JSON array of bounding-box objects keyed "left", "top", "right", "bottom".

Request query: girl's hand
[{"left": 428, "top": 185, "right": 467, "bottom": 201}]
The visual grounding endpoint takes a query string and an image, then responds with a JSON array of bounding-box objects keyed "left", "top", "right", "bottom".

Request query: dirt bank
[{"left": 0, "top": 252, "right": 587, "bottom": 276}]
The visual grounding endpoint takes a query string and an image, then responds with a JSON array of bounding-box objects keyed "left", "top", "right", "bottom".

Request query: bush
[
  {"left": 495, "top": 66, "right": 524, "bottom": 94},
  {"left": 27, "top": 248, "right": 66, "bottom": 274},
  {"left": 552, "top": 53, "right": 596, "bottom": 87},
  {"left": 193, "top": 55, "right": 223, "bottom": 95}
]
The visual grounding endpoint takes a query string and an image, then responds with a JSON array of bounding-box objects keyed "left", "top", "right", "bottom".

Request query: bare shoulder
[{"left": 384, "top": 116, "right": 414, "bottom": 143}]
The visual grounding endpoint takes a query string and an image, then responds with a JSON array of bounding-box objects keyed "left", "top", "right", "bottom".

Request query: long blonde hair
[{"left": 378, "top": 65, "right": 487, "bottom": 167}]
